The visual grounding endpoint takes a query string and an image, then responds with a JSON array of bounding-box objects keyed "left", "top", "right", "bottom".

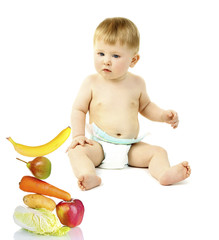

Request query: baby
[{"left": 67, "top": 17, "right": 191, "bottom": 190}]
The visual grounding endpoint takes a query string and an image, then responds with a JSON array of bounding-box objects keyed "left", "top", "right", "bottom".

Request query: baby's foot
[
  {"left": 78, "top": 174, "right": 101, "bottom": 191},
  {"left": 159, "top": 161, "right": 191, "bottom": 186}
]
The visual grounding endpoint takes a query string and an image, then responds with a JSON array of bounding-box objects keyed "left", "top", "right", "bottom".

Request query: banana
[{"left": 7, "top": 126, "right": 71, "bottom": 157}]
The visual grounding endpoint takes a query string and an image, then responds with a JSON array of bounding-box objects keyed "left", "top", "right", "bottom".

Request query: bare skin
[
  {"left": 159, "top": 162, "right": 191, "bottom": 185},
  {"left": 67, "top": 140, "right": 104, "bottom": 190},
  {"left": 78, "top": 175, "right": 101, "bottom": 191},
  {"left": 66, "top": 40, "right": 191, "bottom": 190},
  {"left": 128, "top": 142, "right": 191, "bottom": 186},
  {"left": 68, "top": 140, "right": 191, "bottom": 190}
]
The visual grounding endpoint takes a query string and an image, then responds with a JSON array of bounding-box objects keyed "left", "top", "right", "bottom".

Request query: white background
[{"left": 0, "top": 0, "right": 219, "bottom": 239}]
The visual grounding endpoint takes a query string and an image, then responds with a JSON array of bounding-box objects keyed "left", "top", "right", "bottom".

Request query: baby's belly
[{"left": 89, "top": 113, "right": 139, "bottom": 139}]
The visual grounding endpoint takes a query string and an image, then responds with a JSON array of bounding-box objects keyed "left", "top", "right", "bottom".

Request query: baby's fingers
[
  {"left": 78, "top": 140, "right": 85, "bottom": 146},
  {"left": 66, "top": 137, "right": 93, "bottom": 152},
  {"left": 65, "top": 143, "right": 75, "bottom": 153},
  {"left": 170, "top": 119, "right": 179, "bottom": 128},
  {"left": 78, "top": 138, "right": 93, "bottom": 146},
  {"left": 85, "top": 138, "right": 93, "bottom": 145},
  {"left": 167, "top": 111, "right": 174, "bottom": 119},
  {"left": 66, "top": 140, "right": 81, "bottom": 152}
]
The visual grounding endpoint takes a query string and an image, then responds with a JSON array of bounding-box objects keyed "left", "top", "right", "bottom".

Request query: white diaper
[
  {"left": 97, "top": 140, "right": 131, "bottom": 169},
  {"left": 86, "top": 123, "right": 145, "bottom": 169}
]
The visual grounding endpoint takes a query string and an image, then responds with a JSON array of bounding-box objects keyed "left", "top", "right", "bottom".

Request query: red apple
[{"left": 56, "top": 199, "right": 84, "bottom": 228}]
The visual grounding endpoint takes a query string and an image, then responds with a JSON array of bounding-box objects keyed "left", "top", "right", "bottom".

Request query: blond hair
[{"left": 94, "top": 17, "right": 140, "bottom": 54}]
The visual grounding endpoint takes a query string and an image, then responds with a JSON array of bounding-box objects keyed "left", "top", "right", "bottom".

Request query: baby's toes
[
  {"left": 183, "top": 162, "right": 191, "bottom": 176},
  {"left": 78, "top": 182, "right": 86, "bottom": 191},
  {"left": 187, "top": 167, "right": 191, "bottom": 176},
  {"left": 182, "top": 161, "right": 189, "bottom": 167},
  {"left": 78, "top": 177, "right": 86, "bottom": 191}
]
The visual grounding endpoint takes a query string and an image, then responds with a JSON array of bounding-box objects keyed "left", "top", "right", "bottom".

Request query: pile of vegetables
[
  {"left": 10, "top": 128, "right": 84, "bottom": 236},
  {"left": 14, "top": 175, "right": 72, "bottom": 236}
]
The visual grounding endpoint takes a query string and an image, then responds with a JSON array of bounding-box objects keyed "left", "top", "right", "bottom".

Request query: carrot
[{"left": 19, "top": 176, "right": 71, "bottom": 201}]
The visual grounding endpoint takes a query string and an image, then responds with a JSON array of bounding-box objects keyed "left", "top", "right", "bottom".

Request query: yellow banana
[{"left": 7, "top": 126, "right": 71, "bottom": 157}]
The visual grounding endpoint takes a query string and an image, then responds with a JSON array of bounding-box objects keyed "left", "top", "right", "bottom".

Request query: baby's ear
[{"left": 130, "top": 54, "right": 140, "bottom": 68}]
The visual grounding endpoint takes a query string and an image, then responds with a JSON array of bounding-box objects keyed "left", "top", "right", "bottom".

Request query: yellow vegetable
[
  {"left": 23, "top": 194, "right": 56, "bottom": 211},
  {"left": 7, "top": 126, "right": 71, "bottom": 157}
]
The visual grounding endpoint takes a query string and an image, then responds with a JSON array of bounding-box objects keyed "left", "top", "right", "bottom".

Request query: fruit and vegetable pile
[{"left": 7, "top": 127, "right": 85, "bottom": 236}]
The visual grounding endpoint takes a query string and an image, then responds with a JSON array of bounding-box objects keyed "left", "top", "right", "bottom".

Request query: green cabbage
[{"left": 13, "top": 206, "right": 70, "bottom": 236}]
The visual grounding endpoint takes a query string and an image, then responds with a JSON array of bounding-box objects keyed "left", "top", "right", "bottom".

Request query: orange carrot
[{"left": 19, "top": 176, "right": 71, "bottom": 201}]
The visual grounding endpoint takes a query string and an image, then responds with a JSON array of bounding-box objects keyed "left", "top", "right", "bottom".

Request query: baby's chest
[{"left": 92, "top": 86, "right": 140, "bottom": 108}]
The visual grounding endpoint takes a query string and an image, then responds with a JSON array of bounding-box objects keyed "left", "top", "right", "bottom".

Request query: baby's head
[{"left": 94, "top": 17, "right": 140, "bottom": 55}]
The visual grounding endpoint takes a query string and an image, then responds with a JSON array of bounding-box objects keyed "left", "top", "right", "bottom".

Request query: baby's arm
[
  {"left": 66, "top": 77, "right": 93, "bottom": 152},
  {"left": 139, "top": 78, "right": 179, "bottom": 128}
]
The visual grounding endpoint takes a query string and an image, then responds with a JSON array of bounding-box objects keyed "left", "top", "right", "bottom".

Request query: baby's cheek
[{"left": 115, "top": 63, "right": 129, "bottom": 73}]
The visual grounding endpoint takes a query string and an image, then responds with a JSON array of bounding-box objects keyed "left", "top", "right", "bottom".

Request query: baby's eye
[
  {"left": 98, "top": 52, "right": 104, "bottom": 56},
  {"left": 113, "top": 54, "right": 120, "bottom": 58}
]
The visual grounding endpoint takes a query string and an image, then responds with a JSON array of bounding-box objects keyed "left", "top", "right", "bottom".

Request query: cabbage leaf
[{"left": 13, "top": 206, "right": 70, "bottom": 236}]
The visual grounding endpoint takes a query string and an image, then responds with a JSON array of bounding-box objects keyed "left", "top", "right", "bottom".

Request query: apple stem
[{"left": 16, "top": 158, "right": 27, "bottom": 164}]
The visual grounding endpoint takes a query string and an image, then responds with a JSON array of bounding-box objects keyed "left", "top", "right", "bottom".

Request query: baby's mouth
[{"left": 103, "top": 68, "right": 111, "bottom": 72}]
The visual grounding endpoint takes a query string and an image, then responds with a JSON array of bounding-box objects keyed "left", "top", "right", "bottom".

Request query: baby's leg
[
  {"left": 68, "top": 141, "right": 104, "bottom": 190},
  {"left": 128, "top": 142, "right": 191, "bottom": 185}
]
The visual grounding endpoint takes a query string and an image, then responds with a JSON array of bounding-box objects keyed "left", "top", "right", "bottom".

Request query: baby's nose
[{"left": 104, "top": 56, "right": 111, "bottom": 65}]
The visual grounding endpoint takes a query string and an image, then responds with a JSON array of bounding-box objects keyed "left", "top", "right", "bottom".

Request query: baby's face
[{"left": 94, "top": 40, "right": 136, "bottom": 81}]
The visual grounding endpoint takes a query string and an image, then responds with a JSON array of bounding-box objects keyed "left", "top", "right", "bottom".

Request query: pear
[{"left": 16, "top": 157, "right": 51, "bottom": 179}]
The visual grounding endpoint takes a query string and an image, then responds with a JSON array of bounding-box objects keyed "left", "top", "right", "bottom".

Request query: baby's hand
[
  {"left": 162, "top": 110, "right": 179, "bottom": 129},
  {"left": 66, "top": 136, "right": 93, "bottom": 152}
]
